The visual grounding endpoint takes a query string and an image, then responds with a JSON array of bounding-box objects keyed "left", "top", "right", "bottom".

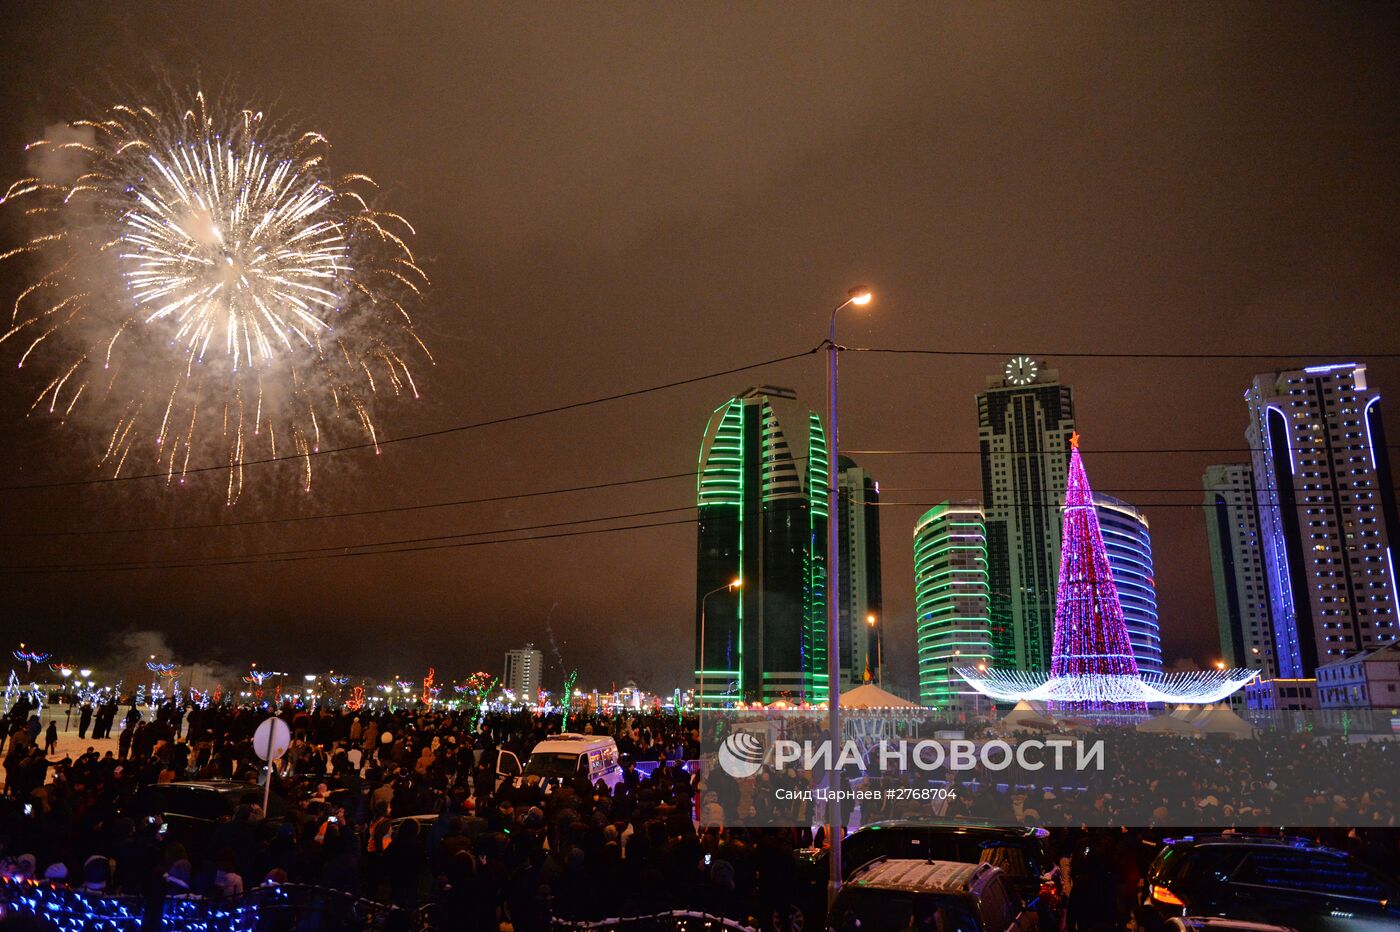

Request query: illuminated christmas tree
[
  {"left": 955, "top": 433, "right": 1258, "bottom": 709},
  {"left": 1049, "top": 434, "right": 1140, "bottom": 680}
]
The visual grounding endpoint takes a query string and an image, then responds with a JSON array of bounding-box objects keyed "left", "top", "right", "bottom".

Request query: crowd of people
[{"left": 0, "top": 695, "right": 1396, "bottom": 931}]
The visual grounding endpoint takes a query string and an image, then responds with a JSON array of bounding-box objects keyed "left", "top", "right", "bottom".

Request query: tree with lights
[{"left": 957, "top": 434, "right": 1257, "bottom": 709}]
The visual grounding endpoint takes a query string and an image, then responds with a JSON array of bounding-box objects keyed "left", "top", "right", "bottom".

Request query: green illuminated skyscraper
[
  {"left": 695, "top": 386, "right": 829, "bottom": 704},
  {"left": 914, "top": 501, "right": 992, "bottom": 708}
]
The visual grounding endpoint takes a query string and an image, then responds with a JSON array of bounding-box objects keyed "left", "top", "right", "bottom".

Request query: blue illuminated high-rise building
[
  {"left": 694, "top": 386, "right": 829, "bottom": 704},
  {"left": 1093, "top": 493, "right": 1162, "bottom": 675},
  {"left": 1246, "top": 363, "right": 1400, "bottom": 678}
]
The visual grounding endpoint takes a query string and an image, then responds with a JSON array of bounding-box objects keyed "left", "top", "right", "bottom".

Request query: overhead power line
[
  {"left": 880, "top": 486, "right": 1400, "bottom": 495},
  {"left": 6, "top": 341, "right": 1394, "bottom": 494},
  {"left": 846, "top": 446, "right": 1400, "bottom": 456},
  {"left": 0, "top": 470, "right": 695, "bottom": 539},
  {"left": 875, "top": 499, "right": 1392, "bottom": 511},
  {"left": 0, "top": 345, "right": 823, "bottom": 493},
  {"left": 1, "top": 508, "right": 698, "bottom": 575},
  {"left": 847, "top": 346, "right": 1400, "bottom": 360},
  {"left": 9, "top": 441, "right": 1396, "bottom": 538}
]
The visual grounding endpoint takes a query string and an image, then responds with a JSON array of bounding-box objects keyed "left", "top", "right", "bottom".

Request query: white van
[{"left": 496, "top": 733, "right": 624, "bottom": 792}]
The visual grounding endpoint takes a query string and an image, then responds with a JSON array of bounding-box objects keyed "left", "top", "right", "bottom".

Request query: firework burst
[{"left": 1, "top": 92, "right": 430, "bottom": 501}]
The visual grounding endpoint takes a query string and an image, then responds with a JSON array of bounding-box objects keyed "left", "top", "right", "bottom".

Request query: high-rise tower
[
  {"left": 914, "top": 502, "right": 992, "bottom": 708},
  {"left": 837, "top": 456, "right": 882, "bottom": 687},
  {"left": 695, "top": 386, "right": 829, "bottom": 704},
  {"left": 978, "top": 356, "right": 1076, "bottom": 671},
  {"left": 1202, "top": 463, "right": 1276, "bottom": 678},
  {"left": 503, "top": 645, "right": 544, "bottom": 702},
  {"left": 1093, "top": 494, "right": 1163, "bottom": 675},
  {"left": 1246, "top": 363, "right": 1399, "bottom": 678}
]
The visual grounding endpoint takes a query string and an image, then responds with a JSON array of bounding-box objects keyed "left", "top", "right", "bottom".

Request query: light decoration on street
[
  {"left": 145, "top": 660, "right": 177, "bottom": 676},
  {"left": 958, "top": 435, "right": 1256, "bottom": 709},
  {"left": 421, "top": 667, "right": 435, "bottom": 705},
  {"left": 346, "top": 685, "right": 365, "bottom": 711},
  {"left": 560, "top": 669, "right": 580, "bottom": 731},
  {"left": 954, "top": 667, "right": 1257, "bottom": 705},
  {"left": 13, "top": 646, "right": 50, "bottom": 671},
  {"left": 473, "top": 676, "right": 497, "bottom": 731},
  {"left": 327, "top": 674, "right": 350, "bottom": 687}
]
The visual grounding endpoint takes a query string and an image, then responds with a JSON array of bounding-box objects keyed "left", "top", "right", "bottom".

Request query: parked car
[
  {"left": 826, "top": 858, "right": 1039, "bottom": 931},
  {"left": 799, "top": 820, "right": 1056, "bottom": 925},
  {"left": 1139, "top": 834, "right": 1400, "bottom": 931},
  {"left": 495, "top": 733, "right": 623, "bottom": 791},
  {"left": 132, "top": 780, "right": 287, "bottom": 859}
]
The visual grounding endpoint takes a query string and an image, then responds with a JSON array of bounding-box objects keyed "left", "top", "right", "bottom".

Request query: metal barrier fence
[{"left": 550, "top": 911, "right": 756, "bottom": 932}]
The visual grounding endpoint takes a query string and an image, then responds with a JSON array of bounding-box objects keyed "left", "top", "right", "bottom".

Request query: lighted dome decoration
[
  {"left": 954, "top": 668, "right": 1255, "bottom": 705},
  {"left": 957, "top": 435, "right": 1256, "bottom": 709}
]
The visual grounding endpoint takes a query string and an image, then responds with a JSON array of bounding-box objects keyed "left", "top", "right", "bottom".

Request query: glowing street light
[
  {"left": 826, "top": 285, "right": 873, "bottom": 904},
  {"left": 697, "top": 577, "right": 742, "bottom": 723},
  {"left": 866, "top": 614, "right": 883, "bottom": 687},
  {"left": 78, "top": 669, "right": 91, "bottom": 678}
]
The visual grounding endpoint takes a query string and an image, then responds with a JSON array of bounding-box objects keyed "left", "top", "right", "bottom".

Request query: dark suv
[
  {"left": 133, "top": 780, "right": 287, "bottom": 858},
  {"left": 1139, "top": 834, "right": 1400, "bottom": 931}
]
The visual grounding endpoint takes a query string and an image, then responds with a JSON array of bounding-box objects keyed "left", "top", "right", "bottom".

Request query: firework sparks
[{"left": 1, "top": 92, "right": 429, "bottom": 501}]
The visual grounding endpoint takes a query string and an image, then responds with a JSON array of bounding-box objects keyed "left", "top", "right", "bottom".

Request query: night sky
[{"left": 1, "top": 4, "right": 1397, "bottom": 693}]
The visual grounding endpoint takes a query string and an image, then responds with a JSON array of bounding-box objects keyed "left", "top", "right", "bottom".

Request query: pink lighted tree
[
  {"left": 956, "top": 432, "right": 1258, "bottom": 709},
  {"left": 1049, "top": 434, "right": 1140, "bottom": 680}
]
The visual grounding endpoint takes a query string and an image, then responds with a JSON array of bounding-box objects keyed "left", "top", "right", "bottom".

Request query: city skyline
[{"left": 0, "top": 5, "right": 1396, "bottom": 693}]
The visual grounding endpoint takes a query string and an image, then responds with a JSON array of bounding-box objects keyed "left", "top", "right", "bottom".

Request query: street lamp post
[
  {"left": 698, "top": 578, "right": 742, "bottom": 734},
  {"left": 866, "top": 614, "right": 882, "bottom": 686},
  {"left": 826, "top": 285, "right": 872, "bottom": 905}
]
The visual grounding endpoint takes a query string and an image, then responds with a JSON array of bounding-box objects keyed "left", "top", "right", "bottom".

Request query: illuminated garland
[
  {"left": 561, "top": 669, "right": 579, "bottom": 731},
  {"left": 0, "top": 875, "right": 409, "bottom": 931},
  {"left": 474, "top": 676, "right": 496, "bottom": 732},
  {"left": 13, "top": 647, "right": 50, "bottom": 672},
  {"left": 954, "top": 667, "right": 1258, "bottom": 704}
]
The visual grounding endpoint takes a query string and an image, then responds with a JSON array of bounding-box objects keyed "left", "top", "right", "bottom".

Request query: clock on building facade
[{"left": 1004, "top": 355, "right": 1038, "bottom": 386}]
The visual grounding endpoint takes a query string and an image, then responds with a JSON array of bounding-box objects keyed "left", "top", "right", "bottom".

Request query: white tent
[
  {"left": 1171, "top": 703, "right": 1198, "bottom": 719},
  {"left": 998, "top": 700, "right": 1056, "bottom": 732},
  {"left": 1137, "top": 713, "right": 1201, "bottom": 736},
  {"left": 1193, "top": 707, "right": 1256, "bottom": 739},
  {"left": 839, "top": 684, "right": 920, "bottom": 709}
]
